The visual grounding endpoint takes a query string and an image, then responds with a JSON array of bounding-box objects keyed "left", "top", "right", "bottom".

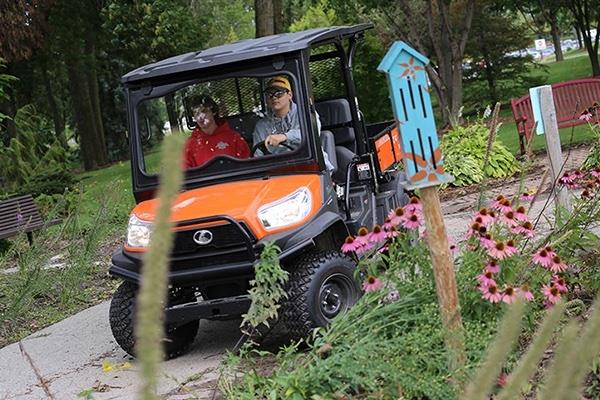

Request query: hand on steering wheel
[{"left": 251, "top": 136, "right": 295, "bottom": 156}]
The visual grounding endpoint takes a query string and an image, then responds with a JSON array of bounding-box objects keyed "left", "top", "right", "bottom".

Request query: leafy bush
[{"left": 441, "top": 120, "right": 520, "bottom": 186}]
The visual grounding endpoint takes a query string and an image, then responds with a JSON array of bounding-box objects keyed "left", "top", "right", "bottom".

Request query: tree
[
  {"left": 567, "top": 0, "right": 600, "bottom": 76},
  {"left": 254, "top": 0, "right": 284, "bottom": 37},
  {"left": 464, "top": 6, "right": 546, "bottom": 108},
  {"left": 0, "top": 0, "right": 52, "bottom": 63},
  {"left": 513, "top": 0, "right": 567, "bottom": 62},
  {"left": 370, "top": 0, "right": 476, "bottom": 126}
]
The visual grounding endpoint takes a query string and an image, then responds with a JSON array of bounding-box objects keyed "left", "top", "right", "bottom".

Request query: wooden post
[
  {"left": 420, "top": 186, "right": 465, "bottom": 372},
  {"left": 539, "top": 86, "right": 572, "bottom": 212},
  {"left": 378, "top": 41, "right": 466, "bottom": 378}
]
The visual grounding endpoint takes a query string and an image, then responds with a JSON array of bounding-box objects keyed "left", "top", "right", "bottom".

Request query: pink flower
[
  {"left": 341, "top": 236, "right": 360, "bottom": 253},
  {"left": 511, "top": 221, "right": 535, "bottom": 238},
  {"left": 544, "top": 246, "right": 557, "bottom": 259},
  {"left": 382, "top": 218, "right": 394, "bottom": 231},
  {"left": 519, "top": 284, "right": 534, "bottom": 301},
  {"left": 354, "top": 227, "right": 370, "bottom": 247},
  {"left": 502, "top": 287, "right": 518, "bottom": 304},
  {"left": 549, "top": 256, "right": 568, "bottom": 273},
  {"left": 501, "top": 211, "right": 519, "bottom": 227},
  {"left": 532, "top": 248, "right": 553, "bottom": 268},
  {"left": 401, "top": 213, "right": 422, "bottom": 230},
  {"left": 505, "top": 240, "right": 519, "bottom": 257},
  {"left": 552, "top": 275, "right": 568, "bottom": 293},
  {"left": 497, "top": 372, "right": 510, "bottom": 387},
  {"left": 467, "top": 222, "right": 484, "bottom": 239},
  {"left": 369, "top": 224, "right": 387, "bottom": 243},
  {"left": 514, "top": 206, "right": 528, "bottom": 221},
  {"left": 388, "top": 207, "right": 405, "bottom": 226},
  {"left": 490, "top": 195, "right": 506, "bottom": 210},
  {"left": 481, "top": 284, "right": 503, "bottom": 303},
  {"left": 404, "top": 196, "right": 422, "bottom": 215},
  {"left": 385, "top": 225, "right": 400, "bottom": 239},
  {"left": 494, "top": 198, "right": 513, "bottom": 213},
  {"left": 362, "top": 276, "right": 383, "bottom": 292},
  {"left": 479, "top": 233, "right": 495, "bottom": 249},
  {"left": 488, "top": 241, "right": 512, "bottom": 260},
  {"left": 477, "top": 271, "right": 497, "bottom": 287},
  {"left": 591, "top": 167, "right": 600, "bottom": 178},
  {"left": 520, "top": 192, "right": 534, "bottom": 202},
  {"left": 579, "top": 111, "right": 593, "bottom": 121},
  {"left": 475, "top": 208, "right": 494, "bottom": 225},
  {"left": 542, "top": 284, "right": 561, "bottom": 304},
  {"left": 485, "top": 260, "right": 500, "bottom": 273},
  {"left": 559, "top": 171, "right": 576, "bottom": 184}
]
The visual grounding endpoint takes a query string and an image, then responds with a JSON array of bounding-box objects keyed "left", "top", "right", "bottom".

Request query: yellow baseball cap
[{"left": 266, "top": 75, "right": 292, "bottom": 91}]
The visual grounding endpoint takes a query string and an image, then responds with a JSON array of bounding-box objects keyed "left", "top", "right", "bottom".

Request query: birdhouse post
[{"left": 378, "top": 42, "right": 465, "bottom": 373}]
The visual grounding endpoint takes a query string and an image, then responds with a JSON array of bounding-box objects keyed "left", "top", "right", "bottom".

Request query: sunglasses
[{"left": 266, "top": 89, "right": 289, "bottom": 99}]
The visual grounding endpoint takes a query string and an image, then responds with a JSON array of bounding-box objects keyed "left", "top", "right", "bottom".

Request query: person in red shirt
[{"left": 184, "top": 95, "right": 250, "bottom": 169}]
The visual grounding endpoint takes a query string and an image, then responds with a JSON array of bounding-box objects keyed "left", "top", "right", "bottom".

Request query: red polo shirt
[{"left": 183, "top": 121, "right": 250, "bottom": 169}]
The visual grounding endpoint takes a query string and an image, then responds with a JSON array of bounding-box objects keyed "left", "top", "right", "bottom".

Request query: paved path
[{"left": 0, "top": 302, "right": 240, "bottom": 399}]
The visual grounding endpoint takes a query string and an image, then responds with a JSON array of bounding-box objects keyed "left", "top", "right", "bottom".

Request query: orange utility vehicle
[{"left": 109, "top": 24, "right": 408, "bottom": 358}]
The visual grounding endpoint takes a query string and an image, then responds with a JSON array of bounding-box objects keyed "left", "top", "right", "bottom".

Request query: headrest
[{"left": 315, "top": 99, "right": 352, "bottom": 127}]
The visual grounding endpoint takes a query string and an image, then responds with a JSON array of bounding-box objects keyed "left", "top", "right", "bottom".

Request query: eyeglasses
[{"left": 266, "top": 89, "right": 289, "bottom": 99}]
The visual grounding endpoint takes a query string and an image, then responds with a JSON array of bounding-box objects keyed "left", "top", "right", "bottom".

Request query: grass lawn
[{"left": 495, "top": 49, "right": 598, "bottom": 155}]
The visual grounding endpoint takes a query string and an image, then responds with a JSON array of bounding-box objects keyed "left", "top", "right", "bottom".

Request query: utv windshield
[{"left": 133, "top": 72, "right": 311, "bottom": 176}]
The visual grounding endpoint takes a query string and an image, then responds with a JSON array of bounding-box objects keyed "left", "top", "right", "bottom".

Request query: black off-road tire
[
  {"left": 109, "top": 281, "right": 199, "bottom": 359},
  {"left": 282, "top": 250, "right": 360, "bottom": 340}
]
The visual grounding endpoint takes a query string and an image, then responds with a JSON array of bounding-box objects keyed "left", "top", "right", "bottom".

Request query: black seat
[
  {"left": 315, "top": 99, "right": 357, "bottom": 182},
  {"left": 320, "top": 130, "right": 337, "bottom": 174}
]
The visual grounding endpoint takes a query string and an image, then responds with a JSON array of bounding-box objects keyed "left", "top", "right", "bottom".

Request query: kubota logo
[{"left": 193, "top": 229, "right": 213, "bottom": 245}]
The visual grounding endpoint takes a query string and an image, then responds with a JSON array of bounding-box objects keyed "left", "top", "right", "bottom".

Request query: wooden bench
[
  {"left": 510, "top": 78, "right": 600, "bottom": 155},
  {"left": 0, "top": 194, "right": 61, "bottom": 244}
]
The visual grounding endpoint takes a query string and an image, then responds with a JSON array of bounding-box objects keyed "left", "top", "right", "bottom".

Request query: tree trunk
[
  {"left": 273, "top": 0, "right": 283, "bottom": 34},
  {"left": 255, "top": 0, "right": 274, "bottom": 37},
  {"left": 84, "top": 36, "right": 108, "bottom": 165},
  {"left": 569, "top": 0, "right": 600, "bottom": 76},
  {"left": 66, "top": 61, "right": 99, "bottom": 171},
  {"left": 549, "top": 15, "right": 563, "bottom": 61},
  {"left": 165, "top": 94, "right": 180, "bottom": 135},
  {"left": 574, "top": 25, "right": 582, "bottom": 48},
  {"left": 40, "top": 63, "right": 67, "bottom": 149}
]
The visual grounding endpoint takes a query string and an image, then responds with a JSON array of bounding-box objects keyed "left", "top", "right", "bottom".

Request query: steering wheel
[{"left": 251, "top": 140, "right": 295, "bottom": 156}]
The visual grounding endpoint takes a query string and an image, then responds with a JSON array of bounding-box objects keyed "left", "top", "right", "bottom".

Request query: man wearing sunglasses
[
  {"left": 252, "top": 76, "right": 333, "bottom": 171},
  {"left": 252, "top": 75, "right": 301, "bottom": 154}
]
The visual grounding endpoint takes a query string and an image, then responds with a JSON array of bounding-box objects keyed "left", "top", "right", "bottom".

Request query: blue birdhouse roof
[{"left": 377, "top": 41, "right": 430, "bottom": 73}]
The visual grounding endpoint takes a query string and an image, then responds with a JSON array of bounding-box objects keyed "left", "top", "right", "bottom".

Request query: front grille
[{"left": 172, "top": 223, "right": 253, "bottom": 257}]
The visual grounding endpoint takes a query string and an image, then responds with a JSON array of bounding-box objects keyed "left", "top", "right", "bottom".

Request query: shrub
[{"left": 441, "top": 120, "right": 520, "bottom": 186}]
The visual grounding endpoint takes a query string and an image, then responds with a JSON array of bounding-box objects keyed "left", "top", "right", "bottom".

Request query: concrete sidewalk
[{"left": 0, "top": 302, "right": 242, "bottom": 399}]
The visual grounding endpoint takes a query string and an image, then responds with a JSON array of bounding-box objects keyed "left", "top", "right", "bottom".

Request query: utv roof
[{"left": 122, "top": 24, "right": 373, "bottom": 84}]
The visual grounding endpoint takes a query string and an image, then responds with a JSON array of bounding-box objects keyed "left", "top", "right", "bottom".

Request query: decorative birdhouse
[{"left": 378, "top": 42, "right": 453, "bottom": 189}]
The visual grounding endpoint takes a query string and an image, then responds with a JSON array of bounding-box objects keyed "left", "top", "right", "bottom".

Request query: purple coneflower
[
  {"left": 488, "top": 241, "right": 511, "bottom": 260},
  {"left": 505, "top": 239, "right": 518, "bottom": 257},
  {"left": 520, "top": 192, "right": 534, "bottom": 202},
  {"left": 404, "top": 196, "right": 422, "bottom": 215},
  {"left": 402, "top": 213, "right": 422, "bottom": 230},
  {"left": 481, "top": 284, "right": 502, "bottom": 303},
  {"left": 519, "top": 284, "right": 534, "bottom": 301},
  {"left": 388, "top": 207, "right": 405, "bottom": 226},
  {"left": 362, "top": 276, "right": 383, "bottom": 292},
  {"left": 369, "top": 224, "right": 387, "bottom": 243},
  {"left": 514, "top": 206, "right": 528, "bottom": 221},
  {"left": 542, "top": 284, "right": 561, "bottom": 304},
  {"left": 341, "top": 236, "right": 359, "bottom": 253},
  {"left": 477, "top": 271, "right": 497, "bottom": 287},
  {"left": 501, "top": 210, "right": 518, "bottom": 227},
  {"left": 549, "top": 256, "right": 567, "bottom": 273},
  {"left": 479, "top": 233, "right": 495, "bottom": 249},
  {"left": 511, "top": 221, "right": 535, "bottom": 238},
  {"left": 502, "top": 287, "right": 518, "bottom": 304},
  {"left": 485, "top": 260, "right": 500, "bottom": 273},
  {"left": 532, "top": 248, "right": 553, "bottom": 268},
  {"left": 551, "top": 275, "right": 568, "bottom": 293}
]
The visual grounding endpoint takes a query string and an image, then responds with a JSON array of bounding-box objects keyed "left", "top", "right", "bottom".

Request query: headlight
[
  {"left": 258, "top": 187, "right": 312, "bottom": 230},
  {"left": 126, "top": 214, "right": 152, "bottom": 248}
]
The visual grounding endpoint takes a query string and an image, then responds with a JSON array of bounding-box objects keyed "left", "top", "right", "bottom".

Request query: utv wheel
[
  {"left": 109, "top": 281, "right": 199, "bottom": 359},
  {"left": 282, "top": 250, "right": 360, "bottom": 340}
]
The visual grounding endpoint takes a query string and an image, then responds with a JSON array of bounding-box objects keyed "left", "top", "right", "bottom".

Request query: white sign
[{"left": 534, "top": 39, "right": 547, "bottom": 51}]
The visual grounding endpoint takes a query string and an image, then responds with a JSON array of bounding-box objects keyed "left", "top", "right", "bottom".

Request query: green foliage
[
  {"left": 289, "top": 0, "right": 337, "bottom": 32},
  {"left": 463, "top": 6, "right": 547, "bottom": 110},
  {"left": 582, "top": 122, "right": 600, "bottom": 169},
  {"left": 0, "top": 59, "right": 17, "bottom": 122},
  {"left": 242, "top": 242, "right": 288, "bottom": 329},
  {"left": 441, "top": 120, "right": 520, "bottom": 186}
]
